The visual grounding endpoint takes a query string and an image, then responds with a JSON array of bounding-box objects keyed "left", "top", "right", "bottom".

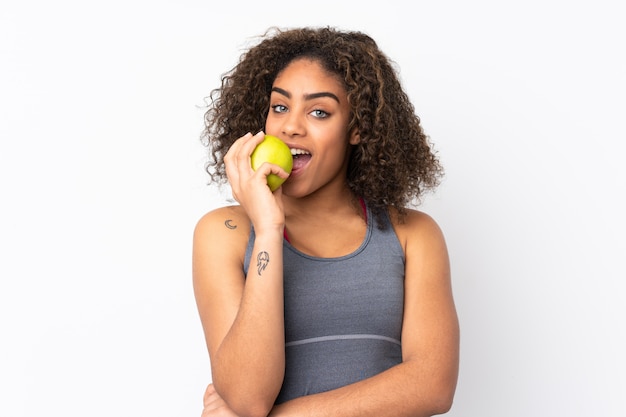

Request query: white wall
[{"left": 1, "top": 1, "right": 624, "bottom": 415}]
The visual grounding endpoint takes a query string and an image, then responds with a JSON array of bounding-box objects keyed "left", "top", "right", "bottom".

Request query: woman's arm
[
  {"left": 193, "top": 206, "right": 285, "bottom": 417},
  {"left": 194, "top": 132, "right": 292, "bottom": 417},
  {"left": 269, "top": 210, "right": 460, "bottom": 417}
]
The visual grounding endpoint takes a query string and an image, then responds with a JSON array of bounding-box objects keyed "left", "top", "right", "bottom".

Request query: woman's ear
[{"left": 349, "top": 126, "right": 360, "bottom": 145}]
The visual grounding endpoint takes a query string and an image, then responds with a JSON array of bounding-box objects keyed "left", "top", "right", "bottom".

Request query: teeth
[{"left": 290, "top": 148, "right": 310, "bottom": 156}]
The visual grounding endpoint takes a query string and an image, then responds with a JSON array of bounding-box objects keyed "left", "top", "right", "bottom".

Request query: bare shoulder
[
  {"left": 194, "top": 205, "right": 251, "bottom": 241},
  {"left": 389, "top": 207, "right": 447, "bottom": 251},
  {"left": 193, "top": 205, "right": 251, "bottom": 268},
  {"left": 389, "top": 206, "right": 450, "bottom": 289}
]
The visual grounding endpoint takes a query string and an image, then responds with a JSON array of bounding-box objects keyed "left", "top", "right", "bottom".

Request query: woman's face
[{"left": 265, "top": 58, "right": 359, "bottom": 197}]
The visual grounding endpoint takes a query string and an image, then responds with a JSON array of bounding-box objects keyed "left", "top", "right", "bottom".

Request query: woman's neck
[{"left": 283, "top": 188, "right": 362, "bottom": 220}]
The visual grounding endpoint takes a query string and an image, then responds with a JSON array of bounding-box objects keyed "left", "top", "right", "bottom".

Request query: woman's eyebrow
[
  {"left": 271, "top": 87, "right": 340, "bottom": 103},
  {"left": 271, "top": 87, "right": 291, "bottom": 98},
  {"left": 305, "top": 92, "right": 340, "bottom": 103}
]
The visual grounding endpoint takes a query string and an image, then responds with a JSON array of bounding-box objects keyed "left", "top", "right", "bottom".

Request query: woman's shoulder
[
  {"left": 193, "top": 205, "right": 252, "bottom": 256},
  {"left": 389, "top": 207, "right": 450, "bottom": 288},
  {"left": 195, "top": 204, "right": 250, "bottom": 229},
  {"left": 388, "top": 206, "right": 446, "bottom": 249}
]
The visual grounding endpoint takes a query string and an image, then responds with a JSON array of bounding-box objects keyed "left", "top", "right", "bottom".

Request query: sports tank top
[{"left": 243, "top": 204, "right": 405, "bottom": 404}]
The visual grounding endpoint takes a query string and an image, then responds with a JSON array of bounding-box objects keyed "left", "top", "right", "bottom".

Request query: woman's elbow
[
  {"left": 227, "top": 398, "right": 274, "bottom": 417},
  {"left": 211, "top": 382, "right": 276, "bottom": 417},
  {"left": 432, "top": 394, "right": 455, "bottom": 415},
  {"left": 429, "top": 379, "right": 457, "bottom": 414},
  {"left": 238, "top": 404, "right": 274, "bottom": 417}
]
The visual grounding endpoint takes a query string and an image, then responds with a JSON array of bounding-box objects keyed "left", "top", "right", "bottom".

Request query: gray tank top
[{"left": 243, "top": 204, "right": 405, "bottom": 404}]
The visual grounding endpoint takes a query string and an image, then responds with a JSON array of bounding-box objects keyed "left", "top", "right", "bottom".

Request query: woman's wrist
[{"left": 252, "top": 222, "right": 285, "bottom": 239}]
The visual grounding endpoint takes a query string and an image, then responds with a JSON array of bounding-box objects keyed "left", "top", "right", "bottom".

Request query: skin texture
[{"left": 194, "top": 27, "right": 459, "bottom": 417}]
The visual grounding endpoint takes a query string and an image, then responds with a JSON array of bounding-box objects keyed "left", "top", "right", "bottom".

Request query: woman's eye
[
  {"left": 271, "top": 104, "right": 287, "bottom": 113},
  {"left": 311, "top": 109, "right": 329, "bottom": 118}
]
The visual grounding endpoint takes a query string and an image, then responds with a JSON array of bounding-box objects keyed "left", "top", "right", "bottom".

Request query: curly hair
[{"left": 202, "top": 26, "right": 443, "bottom": 223}]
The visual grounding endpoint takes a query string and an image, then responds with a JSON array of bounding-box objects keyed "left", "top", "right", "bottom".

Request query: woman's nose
[{"left": 281, "top": 112, "right": 304, "bottom": 137}]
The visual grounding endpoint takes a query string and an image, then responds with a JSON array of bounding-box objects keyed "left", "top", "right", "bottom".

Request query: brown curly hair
[{"left": 202, "top": 26, "right": 443, "bottom": 223}]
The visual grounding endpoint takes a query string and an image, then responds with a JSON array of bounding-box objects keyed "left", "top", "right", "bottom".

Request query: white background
[{"left": 1, "top": 1, "right": 624, "bottom": 415}]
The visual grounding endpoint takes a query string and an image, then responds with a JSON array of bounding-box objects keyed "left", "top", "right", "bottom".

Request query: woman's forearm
[
  {"left": 211, "top": 229, "right": 286, "bottom": 417},
  {"left": 270, "top": 358, "right": 457, "bottom": 417}
]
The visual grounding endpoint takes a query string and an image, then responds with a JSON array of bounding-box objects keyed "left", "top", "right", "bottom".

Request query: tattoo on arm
[
  {"left": 256, "top": 251, "right": 270, "bottom": 276},
  {"left": 224, "top": 219, "right": 237, "bottom": 230}
]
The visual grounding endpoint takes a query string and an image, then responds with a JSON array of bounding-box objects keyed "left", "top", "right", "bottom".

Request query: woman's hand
[
  {"left": 201, "top": 384, "right": 240, "bottom": 417},
  {"left": 224, "top": 131, "right": 289, "bottom": 234}
]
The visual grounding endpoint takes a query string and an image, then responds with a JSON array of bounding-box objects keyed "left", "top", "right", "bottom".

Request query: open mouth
[{"left": 290, "top": 148, "right": 311, "bottom": 172}]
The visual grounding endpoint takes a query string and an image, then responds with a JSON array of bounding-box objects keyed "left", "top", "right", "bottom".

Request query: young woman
[{"left": 193, "top": 27, "right": 459, "bottom": 417}]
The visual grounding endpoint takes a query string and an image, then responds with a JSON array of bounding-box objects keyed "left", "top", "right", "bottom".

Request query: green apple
[{"left": 250, "top": 135, "right": 293, "bottom": 191}]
